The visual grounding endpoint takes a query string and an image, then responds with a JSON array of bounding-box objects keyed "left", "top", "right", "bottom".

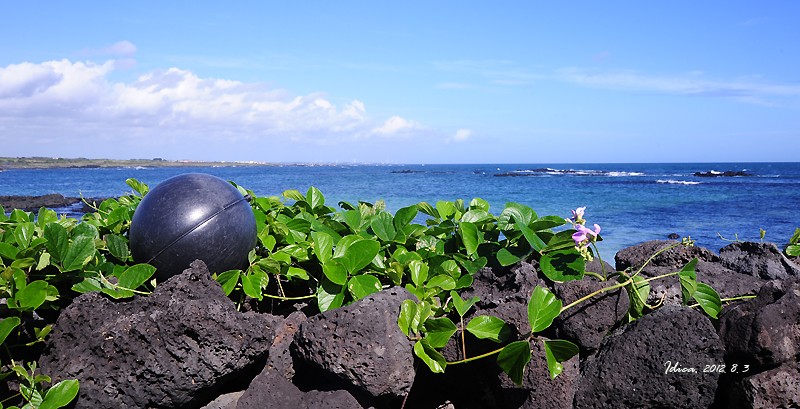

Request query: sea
[{"left": 2, "top": 162, "right": 798, "bottom": 260}]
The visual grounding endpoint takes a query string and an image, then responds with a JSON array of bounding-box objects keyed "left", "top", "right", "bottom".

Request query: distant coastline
[{"left": 0, "top": 157, "right": 283, "bottom": 170}]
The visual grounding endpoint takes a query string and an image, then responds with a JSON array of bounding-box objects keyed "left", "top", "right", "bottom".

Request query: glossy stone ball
[{"left": 129, "top": 173, "right": 257, "bottom": 283}]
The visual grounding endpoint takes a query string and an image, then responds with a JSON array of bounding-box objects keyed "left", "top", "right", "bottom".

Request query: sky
[{"left": 1, "top": 2, "right": 799, "bottom": 164}]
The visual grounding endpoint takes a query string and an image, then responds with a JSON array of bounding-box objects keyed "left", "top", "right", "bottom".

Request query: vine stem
[
  {"left": 687, "top": 294, "right": 756, "bottom": 308},
  {"left": 261, "top": 293, "right": 316, "bottom": 300},
  {"left": 589, "top": 241, "right": 607, "bottom": 280},
  {"left": 560, "top": 241, "right": 688, "bottom": 314},
  {"left": 447, "top": 346, "right": 506, "bottom": 366},
  {"left": 460, "top": 316, "right": 466, "bottom": 361}
]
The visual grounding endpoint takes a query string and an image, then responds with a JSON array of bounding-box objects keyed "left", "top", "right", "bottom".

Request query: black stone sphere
[{"left": 129, "top": 173, "right": 257, "bottom": 283}]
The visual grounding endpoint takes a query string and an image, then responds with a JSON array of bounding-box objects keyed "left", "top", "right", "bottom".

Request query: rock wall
[{"left": 28, "top": 241, "right": 800, "bottom": 408}]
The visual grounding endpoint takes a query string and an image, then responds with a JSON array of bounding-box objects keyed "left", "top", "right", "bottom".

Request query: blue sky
[{"left": 1, "top": 1, "right": 799, "bottom": 163}]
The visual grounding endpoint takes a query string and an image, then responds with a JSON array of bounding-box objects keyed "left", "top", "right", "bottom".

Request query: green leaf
[
  {"left": 427, "top": 275, "right": 456, "bottom": 291},
  {"left": 416, "top": 201, "right": 439, "bottom": 218},
  {"left": 311, "top": 231, "right": 333, "bottom": 265},
  {"left": 436, "top": 201, "right": 456, "bottom": 220},
  {"left": 398, "top": 299, "right": 417, "bottom": 337},
  {"left": 455, "top": 256, "right": 486, "bottom": 275},
  {"left": 412, "top": 301, "right": 432, "bottom": 333},
  {"left": 528, "top": 286, "right": 562, "bottom": 333},
  {"left": 786, "top": 244, "right": 800, "bottom": 257},
  {"left": 529, "top": 216, "right": 568, "bottom": 231},
  {"left": 104, "top": 234, "right": 129, "bottom": 261},
  {"left": 539, "top": 249, "right": 585, "bottom": 282},
  {"left": 469, "top": 197, "right": 490, "bottom": 212},
  {"left": 10, "top": 258, "right": 36, "bottom": 270},
  {"left": 0, "top": 242, "right": 20, "bottom": 260},
  {"left": 371, "top": 212, "right": 396, "bottom": 242},
  {"left": 259, "top": 232, "right": 277, "bottom": 252},
  {"left": 498, "top": 202, "right": 536, "bottom": 230},
  {"left": 496, "top": 244, "right": 532, "bottom": 267},
  {"left": 461, "top": 209, "right": 490, "bottom": 223},
  {"left": 15, "top": 280, "right": 49, "bottom": 310},
  {"left": 693, "top": 283, "right": 722, "bottom": 319},
  {"left": 542, "top": 339, "right": 579, "bottom": 379},
  {"left": 40, "top": 379, "right": 80, "bottom": 409},
  {"left": 286, "top": 267, "right": 309, "bottom": 280},
  {"left": 348, "top": 274, "right": 382, "bottom": 300},
  {"left": 621, "top": 274, "right": 650, "bottom": 319},
  {"left": 215, "top": 270, "right": 241, "bottom": 296},
  {"left": 72, "top": 223, "right": 99, "bottom": 240},
  {"left": 455, "top": 274, "right": 473, "bottom": 289},
  {"left": 126, "top": 178, "right": 149, "bottom": 196},
  {"left": 466, "top": 315, "right": 512, "bottom": 343},
  {"left": 439, "top": 259, "right": 461, "bottom": 278},
  {"left": 678, "top": 258, "right": 699, "bottom": 306},
  {"left": 0, "top": 317, "right": 21, "bottom": 345},
  {"left": 423, "top": 317, "right": 457, "bottom": 348},
  {"left": 542, "top": 230, "right": 580, "bottom": 253},
  {"left": 317, "top": 278, "right": 345, "bottom": 312},
  {"left": 306, "top": 186, "right": 325, "bottom": 209},
  {"left": 517, "top": 221, "right": 546, "bottom": 252},
  {"left": 339, "top": 239, "right": 380, "bottom": 275},
  {"left": 341, "top": 209, "right": 363, "bottom": 232},
  {"left": 322, "top": 260, "right": 348, "bottom": 285},
  {"left": 36, "top": 252, "right": 51, "bottom": 271},
  {"left": 414, "top": 339, "right": 446, "bottom": 373},
  {"left": 282, "top": 189, "right": 306, "bottom": 202},
  {"left": 242, "top": 271, "right": 267, "bottom": 299},
  {"left": 450, "top": 290, "right": 479, "bottom": 317},
  {"left": 14, "top": 222, "right": 35, "bottom": 248},
  {"left": 117, "top": 264, "right": 156, "bottom": 291},
  {"left": 408, "top": 259, "right": 429, "bottom": 287},
  {"left": 393, "top": 205, "right": 418, "bottom": 230},
  {"left": 497, "top": 340, "right": 532, "bottom": 386},
  {"left": 61, "top": 236, "right": 96, "bottom": 272},
  {"left": 459, "top": 221, "right": 481, "bottom": 256}
]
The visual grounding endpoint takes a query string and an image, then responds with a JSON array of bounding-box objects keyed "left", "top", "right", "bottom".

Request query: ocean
[{"left": 2, "top": 162, "right": 798, "bottom": 260}]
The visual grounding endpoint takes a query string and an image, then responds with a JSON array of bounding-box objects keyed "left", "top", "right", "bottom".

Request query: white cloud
[
  {"left": 453, "top": 129, "right": 471, "bottom": 142},
  {"left": 370, "top": 116, "right": 427, "bottom": 137},
  {"left": 0, "top": 59, "right": 427, "bottom": 151},
  {"left": 555, "top": 67, "right": 800, "bottom": 105},
  {"left": 79, "top": 41, "right": 138, "bottom": 57}
]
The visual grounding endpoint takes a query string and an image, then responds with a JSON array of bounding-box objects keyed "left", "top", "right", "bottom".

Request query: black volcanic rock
[
  {"left": 38, "top": 260, "right": 281, "bottom": 409},
  {"left": 574, "top": 306, "right": 724, "bottom": 409},
  {"left": 291, "top": 287, "right": 418, "bottom": 399},
  {"left": 719, "top": 241, "right": 800, "bottom": 280}
]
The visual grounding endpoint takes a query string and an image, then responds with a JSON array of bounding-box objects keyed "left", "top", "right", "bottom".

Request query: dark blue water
[{"left": 2, "top": 163, "right": 798, "bottom": 259}]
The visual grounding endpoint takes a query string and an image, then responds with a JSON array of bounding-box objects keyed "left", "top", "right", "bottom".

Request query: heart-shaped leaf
[
  {"left": 497, "top": 340, "right": 532, "bottom": 386},
  {"left": 450, "top": 290, "right": 480, "bottom": 317},
  {"left": 693, "top": 283, "right": 722, "bottom": 319},
  {"left": 423, "top": 317, "right": 457, "bottom": 348},
  {"left": 414, "top": 339, "right": 446, "bottom": 373},
  {"left": 339, "top": 240, "right": 380, "bottom": 275},
  {"left": 528, "top": 286, "right": 562, "bottom": 333},
  {"left": 540, "top": 249, "right": 585, "bottom": 282},
  {"left": 542, "top": 339, "right": 579, "bottom": 379},
  {"left": 348, "top": 274, "right": 381, "bottom": 300},
  {"left": 466, "top": 315, "right": 512, "bottom": 343}
]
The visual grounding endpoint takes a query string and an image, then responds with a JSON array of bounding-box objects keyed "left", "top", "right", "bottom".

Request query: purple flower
[
  {"left": 571, "top": 206, "right": 586, "bottom": 221},
  {"left": 572, "top": 223, "right": 601, "bottom": 248}
]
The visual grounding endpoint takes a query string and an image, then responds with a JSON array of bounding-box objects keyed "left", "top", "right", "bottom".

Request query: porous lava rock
[
  {"left": 574, "top": 305, "right": 724, "bottom": 409},
  {"left": 719, "top": 241, "right": 800, "bottom": 280},
  {"left": 722, "top": 361, "right": 800, "bottom": 409},
  {"left": 551, "top": 279, "right": 629, "bottom": 356},
  {"left": 716, "top": 277, "right": 800, "bottom": 368},
  {"left": 265, "top": 310, "right": 306, "bottom": 381},
  {"left": 235, "top": 368, "right": 362, "bottom": 409},
  {"left": 615, "top": 240, "right": 719, "bottom": 271},
  {"left": 459, "top": 257, "right": 546, "bottom": 334},
  {"left": 291, "top": 287, "right": 417, "bottom": 399},
  {"left": 38, "top": 260, "right": 281, "bottom": 409}
]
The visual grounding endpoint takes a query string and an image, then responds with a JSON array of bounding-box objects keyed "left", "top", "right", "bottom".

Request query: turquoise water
[{"left": 2, "top": 163, "right": 798, "bottom": 258}]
